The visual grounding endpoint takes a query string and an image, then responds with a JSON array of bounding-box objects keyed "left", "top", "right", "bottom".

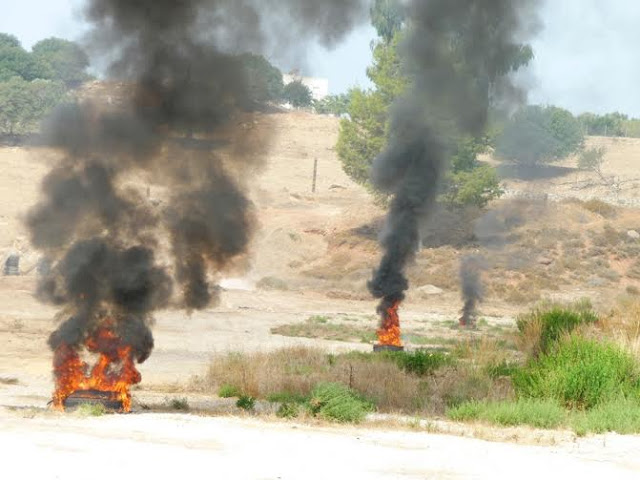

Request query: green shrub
[
  {"left": 307, "top": 382, "right": 374, "bottom": 423},
  {"left": 169, "top": 398, "right": 190, "bottom": 411},
  {"left": 447, "top": 399, "right": 566, "bottom": 429},
  {"left": 393, "top": 350, "right": 452, "bottom": 376},
  {"left": 266, "top": 391, "right": 308, "bottom": 404},
  {"left": 218, "top": 384, "right": 241, "bottom": 398},
  {"left": 236, "top": 395, "right": 256, "bottom": 411},
  {"left": 513, "top": 336, "right": 640, "bottom": 409},
  {"left": 517, "top": 302, "right": 598, "bottom": 356},
  {"left": 276, "top": 402, "right": 300, "bottom": 419}
]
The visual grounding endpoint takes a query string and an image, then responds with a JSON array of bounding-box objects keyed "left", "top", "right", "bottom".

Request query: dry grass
[
  {"left": 201, "top": 346, "right": 516, "bottom": 416},
  {"left": 271, "top": 316, "right": 462, "bottom": 349},
  {"left": 600, "top": 298, "right": 640, "bottom": 358},
  {"left": 271, "top": 317, "right": 377, "bottom": 344},
  {"left": 0, "top": 377, "right": 19, "bottom": 385}
]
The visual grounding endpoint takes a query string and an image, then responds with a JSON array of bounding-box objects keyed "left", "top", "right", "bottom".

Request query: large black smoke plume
[
  {"left": 368, "top": 0, "right": 541, "bottom": 326},
  {"left": 28, "top": 0, "right": 368, "bottom": 358}
]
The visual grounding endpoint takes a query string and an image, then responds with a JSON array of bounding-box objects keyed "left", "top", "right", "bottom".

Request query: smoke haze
[{"left": 368, "top": 0, "right": 542, "bottom": 323}]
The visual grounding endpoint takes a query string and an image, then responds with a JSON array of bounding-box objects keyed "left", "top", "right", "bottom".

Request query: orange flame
[
  {"left": 52, "top": 323, "right": 141, "bottom": 412},
  {"left": 377, "top": 301, "right": 402, "bottom": 347}
]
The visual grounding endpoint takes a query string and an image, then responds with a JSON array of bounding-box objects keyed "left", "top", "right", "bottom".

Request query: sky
[{"left": 2, "top": 0, "right": 640, "bottom": 116}]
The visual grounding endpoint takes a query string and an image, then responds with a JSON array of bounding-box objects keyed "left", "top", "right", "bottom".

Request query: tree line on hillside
[
  {"left": 0, "top": 35, "right": 319, "bottom": 141},
  {"left": 0, "top": 33, "right": 90, "bottom": 138}
]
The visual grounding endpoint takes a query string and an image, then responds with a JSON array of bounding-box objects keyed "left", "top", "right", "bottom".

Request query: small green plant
[
  {"left": 266, "top": 391, "right": 308, "bottom": 404},
  {"left": 447, "top": 399, "right": 566, "bottom": 429},
  {"left": 75, "top": 403, "right": 107, "bottom": 417},
  {"left": 307, "top": 382, "right": 374, "bottom": 423},
  {"left": 170, "top": 398, "right": 190, "bottom": 411},
  {"left": 513, "top": 336, "right": 640, "bottom": 409},
  {"left": 276, "top": 403, "right": 300, "bottom": 419},
  {"left": 236, "top": 395, "right": 256, "bottom": 411},
  {"left": 218, "top": 384, "right": 241, "bottom": 398}
]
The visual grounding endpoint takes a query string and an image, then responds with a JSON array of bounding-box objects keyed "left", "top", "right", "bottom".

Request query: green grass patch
[
  {"left": 571, "top": 398, "right": 640, "bottom": 436},
  {"left": 308, "top": 382, "right": 374, "bottom": 423},
  {"left": 447, "top": 399, "right": 566, "bottom": 429},
  {"left": 513, "top": 336, "right": 640, "bottom": 409},
  {"left": 266, "top": 391, "right": 308, "bottom": 404},
  {"left": 218, "top": 384, "right": 241, "bottom": 398},
  {"left": 448, "top": 398, "right": 640, "bottom": 435}
]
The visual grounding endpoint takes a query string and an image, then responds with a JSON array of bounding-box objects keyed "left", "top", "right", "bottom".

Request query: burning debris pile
[
  {"left": 368, "top": 0, "right": 541, "bottom": 348},
  {"left": 28, "top": 0, "right": 369, "bottom": 411}
]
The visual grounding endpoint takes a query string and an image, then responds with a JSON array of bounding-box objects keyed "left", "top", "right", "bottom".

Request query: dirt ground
[{"left": 2, "top": 111, "right": 640, "bottom": 478}]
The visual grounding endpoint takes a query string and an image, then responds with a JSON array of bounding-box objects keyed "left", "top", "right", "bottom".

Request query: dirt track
[{"left": 2, "top": 411, "right": 640, "bottom": 479}]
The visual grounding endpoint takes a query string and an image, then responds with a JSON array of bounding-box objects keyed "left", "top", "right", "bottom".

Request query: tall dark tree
[
  {"left": 239, "top": 53, "right": 284, "bottom": 103},
  {"left": 283, "top": 80, "right": 313, "bottom": 107}
]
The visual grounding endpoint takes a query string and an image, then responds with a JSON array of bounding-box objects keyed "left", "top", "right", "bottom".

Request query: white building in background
[{"left": 283, "top": 71, "right": 329, "bottom": 101}]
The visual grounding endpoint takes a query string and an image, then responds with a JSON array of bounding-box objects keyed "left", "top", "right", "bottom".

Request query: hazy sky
[{"left": 2, "top": 0, "right": 640, "bottom": 116}]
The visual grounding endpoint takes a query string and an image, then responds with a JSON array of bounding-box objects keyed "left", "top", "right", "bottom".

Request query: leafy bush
[
  {"left": 447, "top": 399, "right": 566, "bottom": 429},
  {"left": 307, "top": 382, "right": 374, "bottom": 423},
  {"left": 282, "top": 80, "right": 312, "bottom": 107},
  {"left": 516, "top": 301, "right": 598, "bottom": 356},
  {"left": 392, "top": 350, "right": 452, "bottom": 376},
  {"left": 169, "top": 398, "right": 190, "bottom": 411},
  {"left": 239, "top": 53, "right": 284, "bottom": 103},
  {"left": 313, "top": 93, "right": 350, "bottom": 115},
  {"left": 513, "top": 336, "right": 640, "bottom": 409},
  {"left": 496, "top": 105, "right": 584, "bottom": 165},
  {"left": 578, "top": 147, "right": 606, "bottom": 173},
  {"left": 218, "top": 384, "right": 241, "bottom": 398},
  {"left": 236, "top": 395, "right": 256, "bottom": 411},
  {"left": 276, "top": 402, "right": 300, "bottom": 419},
  {"left": 0, "top": 76, "right": 66, "bottom": 136},
  {"left": 441, "top": 164, "right": 503, "bottom": 208}
]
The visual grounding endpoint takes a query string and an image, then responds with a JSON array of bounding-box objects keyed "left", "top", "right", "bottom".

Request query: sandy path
[{"left": 2, "top": 411, "right": 639, "bottom": 480}]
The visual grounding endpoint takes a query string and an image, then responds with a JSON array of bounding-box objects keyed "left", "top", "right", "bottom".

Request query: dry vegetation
[
  {"left": 199, "top": 297, "right": 640, "bottom": 434},
  {"left": 301, "top": 197, "right": 640, "bottom": 309}
]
